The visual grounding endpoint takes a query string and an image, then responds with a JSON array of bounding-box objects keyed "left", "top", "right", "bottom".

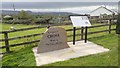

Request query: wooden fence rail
[
  {"left": 0, "top": 22, "right": 116, "bottom": 53},
  {"left": 0, "top": 23, "right": 71, "bottom": 34},
  {"left": 0, "top": 23, "right": 114, "bottom": 42}
]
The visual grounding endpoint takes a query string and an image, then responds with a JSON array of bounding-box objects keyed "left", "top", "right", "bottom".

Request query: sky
[
  {"left": 1, "top": 0, "right": 120, "bottom": 2},
  {"left": 1, "top": 2, "right": 119, "bottom": 14}
]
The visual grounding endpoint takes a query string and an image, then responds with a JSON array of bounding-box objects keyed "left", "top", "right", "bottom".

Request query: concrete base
[
  {"left": 0, "top": 54, "right": 2, "bottom": 64},
  {"left": 0, "top": 54, "right": 2, "bottom": 58},
  {"left": 32, "top": 41, "right": 109, "bottom": 66}
]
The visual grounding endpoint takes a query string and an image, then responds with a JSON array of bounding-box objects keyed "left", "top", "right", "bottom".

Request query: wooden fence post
[
  {"left": 81, "top": 27, "right": 84, "bottom": 40},
  {"left": 4, "top": 32, "right": 10, "bottom": 52},
  {"left": 109, "top": 19, "right": 112, "bottom": 34}
]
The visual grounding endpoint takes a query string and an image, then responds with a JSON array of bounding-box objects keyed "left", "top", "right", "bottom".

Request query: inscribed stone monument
[{"left": 37, "top": 27, "right": 70, "bottom": 53}]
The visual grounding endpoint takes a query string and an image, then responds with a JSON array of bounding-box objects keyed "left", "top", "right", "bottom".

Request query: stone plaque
[{"left": 37, "top": 27, "right": 70, "bottom": 53}]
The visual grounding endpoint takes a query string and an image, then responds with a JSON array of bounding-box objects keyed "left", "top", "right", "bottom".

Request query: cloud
[
  {"left": 2, "top": 5, "right": 117, "bottom": 14},
  {"left": 2, "top": 2, "right": 118, "bottom": 9},
  {"left": 1, "top": 1, "right": 118, "bottom": 14},
  {"left": 1, "top": 0, "right": 120, "bottom": 2}
]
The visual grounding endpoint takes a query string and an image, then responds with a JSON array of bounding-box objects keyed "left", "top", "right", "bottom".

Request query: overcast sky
[
  {"left": 1, "top": 0, "right": 120, "bottom": 2},
  {"left": 1, "top": 2, "right": 119, "bottom": 14}
]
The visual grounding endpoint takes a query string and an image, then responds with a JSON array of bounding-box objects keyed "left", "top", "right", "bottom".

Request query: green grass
[
  {"left": 2, "top": 33, "right": 118, "bottom": 66},
  {"left": 2, "top": 46, "right": 36, "bottom": 66},
  {"left": 1, "top": 23, "right": 118, "bottom": 66},
  {"left": 0, "top": 23, "right": 79, "bottom": 52},
  {"left": 44, "top": 33, "right": 118, "bottom": 66}
]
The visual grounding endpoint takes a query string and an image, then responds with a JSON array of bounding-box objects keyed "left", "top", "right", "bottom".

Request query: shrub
[{"left": 3, "top": 16, "right": 13, "bottom": 20}]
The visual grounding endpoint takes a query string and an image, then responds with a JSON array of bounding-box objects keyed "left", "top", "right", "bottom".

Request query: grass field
[
  {"left": 44, "top": 34, "right": 118, "bottom": 66},
  {"left": 0, "top": 23, "right": 118, "bottom": 66}
]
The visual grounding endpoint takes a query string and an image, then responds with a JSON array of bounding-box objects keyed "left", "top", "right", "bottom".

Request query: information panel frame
[
  {"left": 69, "top": 15, "right": 91, "bottom": 44},
  {"left": 70, "top": 15, "right": 91, "bottom": 27}
]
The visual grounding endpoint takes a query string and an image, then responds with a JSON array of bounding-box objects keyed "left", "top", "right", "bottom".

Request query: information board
[{"left": 70, "top": 16, "right": 91, "bottom": 27}]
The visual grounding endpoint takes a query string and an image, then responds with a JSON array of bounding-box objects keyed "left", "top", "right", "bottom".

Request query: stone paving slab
[
  {"left": 32, "top": 41, "right": 109, "bottom": 66},
  {"left": 0, "top": 54, "right": 2, "bottom": 59},
  {"left": 0, "top": 54, "right": 2, "bottom": 65}
]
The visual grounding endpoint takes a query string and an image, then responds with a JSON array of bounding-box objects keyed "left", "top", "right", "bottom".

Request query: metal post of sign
[
  {"left": 85, "top": 27, "right": 88, "bottom": 43},
  {"left": 81, "top": 27, "right": 84, "bottom": 40},
  {"left": 70, "top": 15, "right": 91, "bottom": 43},
  {"left": 73, "top": 27, "right": 76, "bottom": 45}
]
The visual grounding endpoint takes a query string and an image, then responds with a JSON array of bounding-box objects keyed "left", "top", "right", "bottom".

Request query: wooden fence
[{"left": 0, "top": 19, "right": 116, "bottom": 53}]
